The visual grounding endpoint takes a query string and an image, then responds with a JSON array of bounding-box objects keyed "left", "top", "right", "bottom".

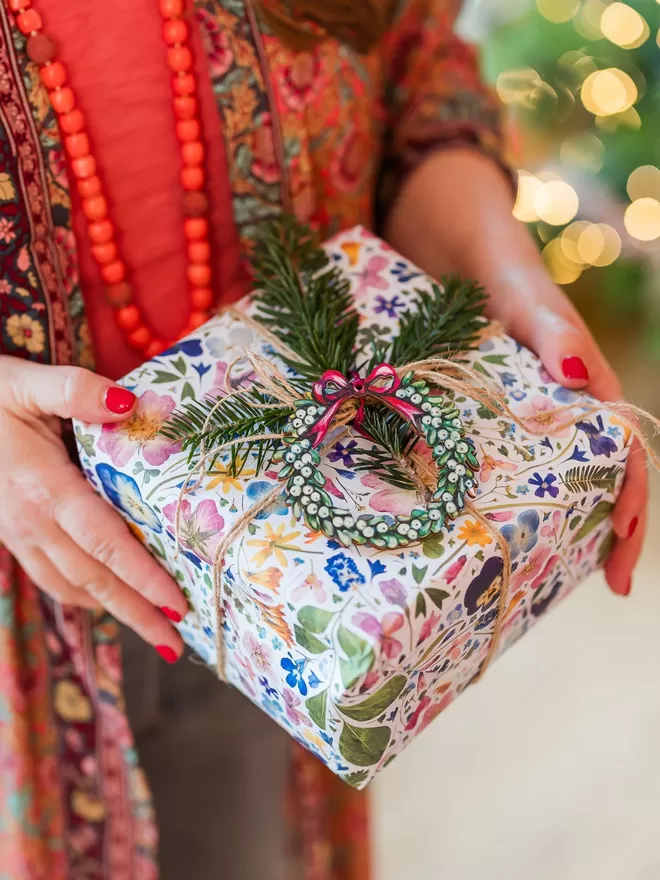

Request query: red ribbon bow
[{"left": 308, "top": 363, "right": 423, "bottom": 448}]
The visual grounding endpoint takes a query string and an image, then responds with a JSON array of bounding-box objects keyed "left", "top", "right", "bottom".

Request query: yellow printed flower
[
  {"left": 71, "top": 790, "right": 106, "bottom": 822},
  {"left": 247, "top": 522, "right": 302, "bottom": 568},
  {"left": 54, "top": 680, "right": 92, "bottom": 723},
  {"left": 457, "top": 519, "right": 493, "bottom": 548},
  {"left": 206, "top": 459, "right": 255, "bottom": 493},
  {"left": 340, "top": 240, "right": 362, "bottom": 266},
  {"left": 244, "top": 566, "right": 283, "bottom": 593},
  {"left": 6, "top": 313, "right": 45, "bottom": 354}
]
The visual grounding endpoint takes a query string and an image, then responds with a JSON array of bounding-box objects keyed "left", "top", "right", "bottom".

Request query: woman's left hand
[{"left": 386, "top": 147, "right": 647, "bottom": 597}]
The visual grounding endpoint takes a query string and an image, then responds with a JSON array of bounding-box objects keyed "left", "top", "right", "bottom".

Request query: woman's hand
[
  {"left": 386, "top": 148, "right": 647, "bottom": 597},
  {"left": 0, "top": 356, "right": 187, "bottom": 661}
]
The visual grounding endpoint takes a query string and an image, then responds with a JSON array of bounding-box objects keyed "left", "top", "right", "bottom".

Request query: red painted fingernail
[
  {"left": 562, "top": 356, "right": 589, "bottom": 382},
  {"left": 105, "top": 386, "right": 136, "bottom": 414},
  {"left": 628, "top": 517, "right": 639, "bottom": 539},
  {"left": 155, "top": 645, "right": 179, "bottom": 664},
  {"left": 160, "top": 606, "right": 182, "bottom": 623}
]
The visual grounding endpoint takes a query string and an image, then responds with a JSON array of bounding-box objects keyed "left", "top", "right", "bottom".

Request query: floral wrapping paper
[{"left": 74, "top": 227, "right": 629, "bottom": 789}]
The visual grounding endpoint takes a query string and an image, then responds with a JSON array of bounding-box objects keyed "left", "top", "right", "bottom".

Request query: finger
[
  {"left": 610, "top": 436, "right": 648, "bottom": 541},
  {"left": 0, "top": 358, "right": 137, "bottom": 422},
  {"left": 53, "top": 482, "right": 188, "bottom": 622},
  {"left": 17, "top": 545, "right": 101, "bottom": 609},
  {"left": 43, "top": 526, "right": 183, "bottom": 658},
  {"left": 605, "top": 507, "right": 647, "bottom": 596}
]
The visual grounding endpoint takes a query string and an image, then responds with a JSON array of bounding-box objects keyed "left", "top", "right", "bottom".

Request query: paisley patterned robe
[{"left": 0, "top": 0, "right": 504, "bottom": 876}]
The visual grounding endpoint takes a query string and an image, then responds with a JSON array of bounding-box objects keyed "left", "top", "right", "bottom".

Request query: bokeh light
[
  {"left": 559, "top": 222, "right": 621, "bottom": 268},
  {"left": 534, "top": 180, "right": 580, "bottom": 225},
  {"left": 581, "top": 68, "right": 638, "bottom": 116},
  {"left": 624, "top": 198, "right": 660, "bottom": 241},
  {"left": 560, "top": 132, "right": 605, "bottom": 172},
  {"left": 542, "top": 238, "right": 583, "bottom": 285},
  {"left": 513, "top": 172, "right": 542, "bottom": 222},
  {"left": 574, "top": 0, "right": 609, "bottom": 39},
  {"left": 496, "top": 68, "right": 558, "bottom": 110},
  {"left": 627, "top": 166, "right": 660, "bottom": 202},
  {"left": 601, "top": 3, "right": 649, "bottom": 49},
  {"left": 536, "top": 0, "right": 580, "bottom": 24}
]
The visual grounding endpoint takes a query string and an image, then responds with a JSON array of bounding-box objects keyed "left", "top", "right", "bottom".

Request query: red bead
[
  {"left": 39, "top": 61, "right": 66, "bottom": 89},
  {"left": 91, "top": 242, "right": 118, "bottom": 265},
  {"left": 167, "top": 46, "right": 192, "bottom": 72},
  {"left": 59, "top": 108, "right": 85, "bottom": 134},
  {"left": 181, "top": 166, "right": 204, "bottom": 190},
  {"left": 164, "top": 19, "right": 188, "bottom": 44},
  {"left": 172, "top": 73, "right": 195, "bottom": 96},
  {"left": 64, "top": 132, "right": 89, "bottom": 159},
  {"left": 105, "top": 282, "right": 132, "bottom": 307},
  {"left": 144, "top": 338, "right": 168, "bottom": 359},
  {"left": 176, "top": 119, "right": 200, "bottom": 143},
  {"left": 101, "top": 260, "right": 126, "bottom": 285},
  {"left": 128, "top": 325, "right": 152, "bottom": 351},
  {"left": 184, "top": 217, "right": 208, "bottom": 240},
  {"left": 159, "top": 0, "right": 184, "bottom": 15},
  {"left": 188, "top": 311, "right": 208, "bottom": 330},
  {"left": 181, "top": 140, "right": 204, "bottom": 166},
  {"left": 88, "top": 220, "right": 113, "bottom": 244},
  {"left": 187, "top": 263, "right": 211, "bottom": 287},
  {"left": 8, "top": 0, "right": 31, "bottom": 11},
  {"left": 82, "top": 195, "right": 107, "bottom": 222},
  {"left": 182, "top": 190, "right": 208, "bottom": 217},
  {"left": 116, "top": 306, "right": 141, "bottom": 332},
  {"left": 71, "top": 154, "right": 96, "bottom": 179},
  {"left": 173, "top": 95, "right": 196, "bottom": 120},
  {"left": 50, "top": 87, "right": 75, "bottom": 114},
  {"left": 188, "top": 240, "right": 210, "bottom": 263},
  {"left": 77, "top": 175, "right": 101, "bottom": 198},
  {"left": 190, "top": 287, "right": 213, "bottom": 311},
  {"left": 26, "top": 33, "right": 56, "bottom": 64},
  {"left": 17, "top": 9, "right": 42, "bottom": 33}
]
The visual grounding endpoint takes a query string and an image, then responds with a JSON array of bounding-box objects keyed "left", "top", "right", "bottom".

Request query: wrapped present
[{"left": 75, "top": 223, "right": 631, "bottom": 789}]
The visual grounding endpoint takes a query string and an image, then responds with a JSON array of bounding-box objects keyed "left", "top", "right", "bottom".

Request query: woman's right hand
[{"left": 0, "top": 356, "right": 186, "bottom": 662}]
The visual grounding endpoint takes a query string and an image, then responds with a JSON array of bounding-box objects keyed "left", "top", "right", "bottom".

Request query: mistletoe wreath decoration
[{"left": 164, "top": 218, "right": 487, "bottom": 550}]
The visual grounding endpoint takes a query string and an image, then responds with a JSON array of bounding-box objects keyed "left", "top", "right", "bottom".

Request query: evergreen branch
[
  {"left": 562, "top": 464, "right": 622, "bottom": 495},
  {"left": 351, "top": 406, "right": 422, "bottom": 492}
]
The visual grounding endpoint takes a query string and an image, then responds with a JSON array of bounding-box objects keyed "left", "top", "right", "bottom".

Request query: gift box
[{"left": 75, "top": 226, "right": 629, "bottom": 788}]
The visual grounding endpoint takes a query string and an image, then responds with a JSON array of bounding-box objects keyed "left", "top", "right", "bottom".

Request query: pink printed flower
[
  {"left": 352, "top": 611, "right": 404, "bottom": 662},
  {"left": 244, "top": 632, "right": 273, "bottom": 672},
  {"left": 404, "top": 695, "right": 431, "bottom": 731},
  {"left": 196, "top": 7, "right": 233, "bottom": 77},
  {"left": 484, "top": 511, "right": 515, "bottom": 523},
  {"left": 541, "top": 510, "right": 562, "bottom": 539},
  {"left": 511, "top": 545, "right": 553, "bottom": 593},
  {"left": 530, "top": 553, "right": 562, "bottom": 591},
  {"left": 516, "top": 394, "right": 570, "bottom": 437},
  {"left": 360, "top": 472, "right": 413, "bottom": 516},
  {"left": 418, "top": 692, "right": 453, "bottom": 734},
  {"left": 479, "top": 452, "right": 518, "bottom": 483},
  {"left": 283, "top": 688, "right": 312, "bottom": 727},
  {"left": 354, "top": 254, "right": 390, "bottom": 299},
  {"left": 98, "top": 390, "right": 180, "bottom": 467},
  {"left": 443, "top": 554, "right": 467, "bottom": 585},
  {"left": 208, "top": 360, "right": 256, "bottom": 397},
  {"left": 359, "top": 668, "right": 382, "bottom": 694},
  {"left": 417, "top": 611, "right": 441, "bottom": 646},
  {"left": 292, "top": 572, "right": 326, "bottom": 604},
  {"left": 163, "top": 498, "right": 225, "bottom": 564}
]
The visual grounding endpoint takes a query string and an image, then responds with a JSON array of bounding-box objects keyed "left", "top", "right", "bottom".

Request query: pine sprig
[
  {"left": 250, "top": 216, "right": 360, "bottom": 382},
  {"left": 351, "top": 406, "right": 422, "bottom": 492}
]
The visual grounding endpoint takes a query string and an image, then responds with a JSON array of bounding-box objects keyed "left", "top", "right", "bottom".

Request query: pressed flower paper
[{"left": 75, "top": 228, "right": 629, "bottom": 788}]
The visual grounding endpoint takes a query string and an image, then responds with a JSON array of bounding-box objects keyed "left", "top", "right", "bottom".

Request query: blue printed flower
[
  {"left": 281, "top": 656, "right": 308, "bottom": 696},
  {"left": 567, "top": 445, "right": 589, "bottom": 463},
  {"left": 500, "top": 371, "right": 517, "bottom": 388},
  {"left": 501, "top": 509, "right": 540, "bottom": 558},
  {"left": 324, "top": 553, "right": 366, "bottom": 593},
  {"left": 368, "top": 559, "right": 387, "bottom": 578},
  {"left": 328, "top": 440, "right": 359, "bottom": 467},
  {"left": 262, "top": 696, "right": 283, "bottom": 718},
  {"left": 576, "top": 415, "right": 618, "bottom": 458},
  {"left": 552, "top": 385, "right": 580, "bottom": 404},
  {"left": 528, "top": 472, "right": 559, "bottom": 499},
  {"left": 272, "top": 636, "right": 284, "bottom": 652},
  {"left": 95, "top": 464, "right": 162, "bottom": 532},
  {"left": 258, "top": 676, "right": 278, "bottom": 698},
  {"left": 160, "top": 338, "right": 203, "bottom": 358},
  {"left": 391, "top": 260, "right": 421, "bottom": 283},
  {"left": 246, "top": 480, "right": 288, "bottom": 519},
  {"left": 510, "top": 389, "right": 527, "bottom": 402},
  {"left": 374, "top": 294, "right": 406, "bottom": 318},
  {"left": 320, "top": 731, "right": 334, "bottom": 746}
]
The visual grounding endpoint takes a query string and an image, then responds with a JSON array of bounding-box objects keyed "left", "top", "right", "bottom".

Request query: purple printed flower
[
  {"left": 328, "top": 440, "right": 359, "bottom": 467},
  {"left": 374, "top": 294, "right": 405, "bottom": 318},
  {"left": 283, "top": 689, "right": 312, "bottom": 727},
  {"left": 352, "top": 612, "right": 404, "bottom": 662},
  {"left": 576, "top": 416, "right": 618, "bottom": 458},
  {"left": 380, "top": 578, "right": 407, "bottom": 608},
  {"left": 528, "top": 472, "right": 559, "bottom": 499},
  {"left": 162, "top": 498, "right": 225, "bottom": 564}
]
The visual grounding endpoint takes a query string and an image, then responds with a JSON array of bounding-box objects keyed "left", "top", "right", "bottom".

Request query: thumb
[{"left": 0, "top": 358, "right": 137, "bottom": 423}]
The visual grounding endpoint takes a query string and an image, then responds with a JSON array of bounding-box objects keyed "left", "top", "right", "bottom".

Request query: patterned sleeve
[{"left": 378, "top": 0, "right": 513, "bottom": 215}]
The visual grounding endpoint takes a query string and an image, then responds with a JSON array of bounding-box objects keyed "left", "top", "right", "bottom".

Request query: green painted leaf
[
  {"left": 426, "top": 588, "right": 450, "bottom": 609},
  {"left": 294, "top": 624, "right": 328, "bottom": 654},
  {"left": 570, "top": 501, "right": 614, "bottom": 544},
  {"left": 415, "top": 592, "right": 427, "bottom": 618},
  {"left": 337, "top": 675, "right": 407, "bottom": 722},
  {"left": 306, "top": 690, "right": 328, "bottom": 730},
  {"left": 338, "top": 625, "right": 369, "bottom": 658},
  {"left": 472, "top": 360, "right": 492, "bottom": 378},
  {"left": 74, "top": 428, "right": 97, "bottom": 458},
  {"left": 172, "top": 355, "right": 187, "bottom": 375},
  {"left": 339, "top": 649, "right": 375, "bottom": 689},
  {"left": 152, "top": 370, "right": 181, "bottom": 383},
  {"left": 422, "top": 536, "right": 445, "bottom": 559},
  {"left": 298, "top": 606, "right": 334, "bottom": 633},
  {"left": 338, "top": 722, "right": 390, "bottom": 767},
  {"left": 412, "top": 563, "right": 428, "bottom": 585},
  {"left": 181, "top": 381, "right": 195, "bottom": 401},
  {"left": 597, "top": 529, "right": 615, "bottom": 566},
  {"left": 341, "top": 770, "right": 370, "bottom": 788},
  {"left": 482, "top": 354, "right": 510, "bottom": 366}
]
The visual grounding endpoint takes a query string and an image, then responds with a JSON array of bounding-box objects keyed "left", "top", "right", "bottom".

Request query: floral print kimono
[{"left": 0, "top": 0, "right": 505, "bottom": 876}]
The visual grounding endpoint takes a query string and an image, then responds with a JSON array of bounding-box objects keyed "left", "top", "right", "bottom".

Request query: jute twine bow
[{"left": 173, "top": 306, "right": 660, "bottom": 687}]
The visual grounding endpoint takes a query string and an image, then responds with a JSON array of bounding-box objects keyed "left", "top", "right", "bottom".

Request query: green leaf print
[
  {"left": 337, "top": 675, "right": 407, "bottom": 722},
  {"left": 338, "top": 722, "right": 390, "bottom": 767}
]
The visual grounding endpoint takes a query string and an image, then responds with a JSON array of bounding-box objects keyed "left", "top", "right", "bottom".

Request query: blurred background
[{"left": 375, "top": 3, "right": 660, "bottom": 878}]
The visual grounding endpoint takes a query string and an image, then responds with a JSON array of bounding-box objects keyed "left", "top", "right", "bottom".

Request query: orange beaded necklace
[{"left": 7, "top": 0, "right": 213, "bottom": 359}]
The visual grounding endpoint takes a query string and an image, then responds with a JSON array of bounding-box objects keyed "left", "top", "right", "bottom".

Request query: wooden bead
[
  {"left": 176, "top": 119, "right": 200, "bottom": 142},
  {"left": 39, "top": 61, "right": 66, "bottom": 89},
  {"left": 105, "top": 282, "right": 132, "bottom": 307},
  {"left": 173, "top": 95, "right": 196, "bottom": 120},
  {"left": 190, "top": 287, "right": 213, "bottom": 311},
  {"left": 187, "top": 263, "right": 211, "bottom": 287},
  {"left": 82, "top": 195, "right": 107, "bottom": 222},
  {"left": 64, "top": 132, "right": 89, "bottom": 159},
  {"left": 172, "top": 73, "right": 195, "bottom": 96},
  {"left": 164, "top": 19, "right": 188, "bottom": 44},
  {"left": 77, "top": 175, "right": 101, "bottom": 198},
  {"left": 188, "top": 240, "right": 210, "bottom": 263},
  {"left": 181, "top": 166, "right": 204, "bottom": 190},
  {"left": 182, "top": 190, "right": 208, "bottom": 217},
  {"left": 8, "top": 0, "right": 31, "bottom": 12},
  {"left": 181, "top": 140, "right": 204, "bottom": 166},
  {"left": 187, "top": 311, "right": 208, "bottom": 330},
  {"left": 26, "top": 33, "right": 56, "bottom": 64},
  {"left": 127, "top": 325, "right": 152, "bottom": 351},
  {"left": 184, "top": 217, "right": 208, "bottom": 240},
  {"left": 144, "top": 338, "right": 168, "bottom": 359},
  {"left": 167, "top": 46, "right": 192, "bottom": 72},
  {"left": 159, "top": 0, "right": 183, "bottom": 16},
  {"left": 100, "top": 260, "right": 126, "bottom": 284},
  {"left": 59, "top": 108, "right": 84, "bottom": 134},
  {"left": 88, "top": 219, "right": 114, "bottom": 244},
  {"left": 91, "top": 242, "right": 118, "bottom": 265},
  {"left": 71, "top": 154, "right": 96, "bottom": 179},
  {"left": 116, "top": 305, "right": 141, "bottom": 332},
  {"left": 17, "top": 9, "right": 42, "bottom": 34},
  {"left": 50, "top": 86, "right": 75, "bottom": 114}
]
